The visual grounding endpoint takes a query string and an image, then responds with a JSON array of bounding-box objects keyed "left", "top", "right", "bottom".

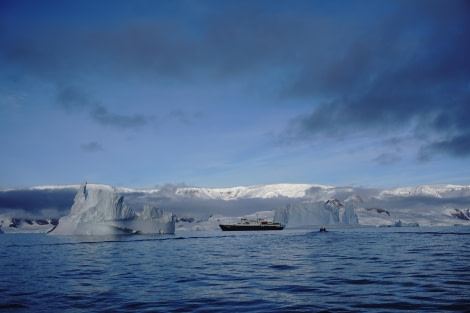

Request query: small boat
[{"left": 219, "top": 217, "right": 284, "bottom": 231}]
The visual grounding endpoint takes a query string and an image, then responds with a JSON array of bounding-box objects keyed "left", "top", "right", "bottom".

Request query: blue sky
[{"left": 1, "top": 0, "right": 469, "bottom": 189}]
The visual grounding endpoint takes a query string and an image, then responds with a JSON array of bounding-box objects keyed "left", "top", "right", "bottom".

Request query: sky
[{"left": 1, "top": 0, "right": 469, "bottom": 189}]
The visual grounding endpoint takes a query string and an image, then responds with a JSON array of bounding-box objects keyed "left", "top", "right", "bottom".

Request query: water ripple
[{"left": 1, "top": 227, "right": 470, "bottom": 312}]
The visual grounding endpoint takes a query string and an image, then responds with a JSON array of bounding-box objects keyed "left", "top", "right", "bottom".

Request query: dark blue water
[{"left": 1, "top": 227, "right": 469, "bottom": 312}]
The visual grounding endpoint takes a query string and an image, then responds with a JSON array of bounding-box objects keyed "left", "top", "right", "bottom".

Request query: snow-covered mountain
[
  {"left": 135, "top": 183, "right": 470, "bottom": 203},
  {"left": 1, "top": 183, "right": 470, "bottom": 233},
  {"left": 172, "top": 183, "right": 332, "bottom": 200},
  {"left": 8, "top": 182, "right": 468, "bottom": 200}
]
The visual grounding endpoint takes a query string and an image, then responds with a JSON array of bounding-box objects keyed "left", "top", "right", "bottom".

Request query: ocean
[{"left": 1, "top": 227, "right": 469, "bottom": 312}]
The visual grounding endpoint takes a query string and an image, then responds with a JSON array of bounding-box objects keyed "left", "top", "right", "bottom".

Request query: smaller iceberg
[
  {"left": 274, "top": 199, "right": 359, "bottom": 228},
  {"left": 49, "top": 182, "right": 175, "bottom": 235}
]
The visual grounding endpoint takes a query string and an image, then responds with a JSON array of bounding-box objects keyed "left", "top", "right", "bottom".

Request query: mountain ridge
[
  {"left": 1, "top": 182, "right": 469, "bottom": 232},
  {"left": 8, "top": 182, "right": 469, "bottom": 200}
]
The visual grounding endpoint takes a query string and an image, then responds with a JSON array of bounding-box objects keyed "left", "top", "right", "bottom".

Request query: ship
[{"left": 219, "top": 217, "right": 284, "bottom": 231}]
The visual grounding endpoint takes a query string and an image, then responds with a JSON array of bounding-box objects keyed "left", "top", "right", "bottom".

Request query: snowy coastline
[{"left": 1, "top": 182, "right": 469, "bottom": 234}]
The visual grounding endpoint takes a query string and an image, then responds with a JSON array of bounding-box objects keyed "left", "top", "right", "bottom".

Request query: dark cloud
[
  {"left": 2, "top": 1, "right": 468, "bottom": 86},
  {"left": 0, "top": 16, "right": 198, "bottom": 82},
  {"left": 81, "top": 141, "right": 104, "bottom": 152},
  {"left": 0, "top": 2, "right": 365, "bottom": 84},
  {"left": 56, "top": 85, "right": 150, "bottom": 129},
  {"left": 425, "top": 133, "right": 470, "bottom": 158},
  {"left": 373, "top": 153, "right": 401, "bottom": 166},
  {"left": 1, "top": 0, "right": 469, "bottom": 157},
  {"left": 91, "top": 104, "right": 148, "bottom": 129},
  {"left": 278, "top": 0, "right": 470, "bottom": 160},
  {"left": 0, "top": 188, "right": 76, "bottom": 218},
  {"left": 57, "top": 85, "right": 90, "bottom": 111}
]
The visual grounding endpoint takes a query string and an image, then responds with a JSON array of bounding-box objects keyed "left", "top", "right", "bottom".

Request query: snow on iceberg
[
  {"left": 273, "top": 199, "right": 358, "bottom": 228},
  {"left": 49, "top": 182, "right": 175, "bottom": 235}
]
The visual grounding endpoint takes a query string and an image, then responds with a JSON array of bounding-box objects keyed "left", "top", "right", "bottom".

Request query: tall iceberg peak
[
  {"left": 69, "top": 181, "right": 134, "bottom": 222},
  {"left": 49, "top": 182, "right": 175, "bottom": 235}
]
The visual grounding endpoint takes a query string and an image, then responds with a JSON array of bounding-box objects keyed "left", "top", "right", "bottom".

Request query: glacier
[{"left": 49, "top": 182, "right": 175, "bottom": 235}]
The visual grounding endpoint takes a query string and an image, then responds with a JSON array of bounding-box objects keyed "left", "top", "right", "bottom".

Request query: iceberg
[
  {"left": 341, "top": 201, "right": 359, "bottom": 224},
  {"left": 273, "top": 199, "right": 359, "bottom": 228},
  {"left": 49, "top": 182, "right": 175, "bottom": 235}
]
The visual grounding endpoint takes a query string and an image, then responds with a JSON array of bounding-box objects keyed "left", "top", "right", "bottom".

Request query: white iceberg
[
  {"left": 273, "top": 199, "right": 359, "bottom": 228},
  {"left": 341, "top": 201, "right": 359, "bottom": 224},
  {"left": 49, "top": 182, "right": 175, "bottom": 235}
]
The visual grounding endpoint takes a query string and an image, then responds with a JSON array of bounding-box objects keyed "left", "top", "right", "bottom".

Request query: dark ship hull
[
  {"left": 219, "top": 224, "right": 284, "bottom": 231},
  {"left": 219, "top": 218, "right": 284, "bottom": 231}
]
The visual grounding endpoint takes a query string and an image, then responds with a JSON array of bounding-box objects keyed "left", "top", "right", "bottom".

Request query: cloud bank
[
  {"left": 0, "top": 0, "right": 469, "bottom": 188},
  {"left": 2, "top": 0, "right": 468, "bottom": 160},
  {"left": 0, "top": 188, "right": 76, "bottom": 219}
]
